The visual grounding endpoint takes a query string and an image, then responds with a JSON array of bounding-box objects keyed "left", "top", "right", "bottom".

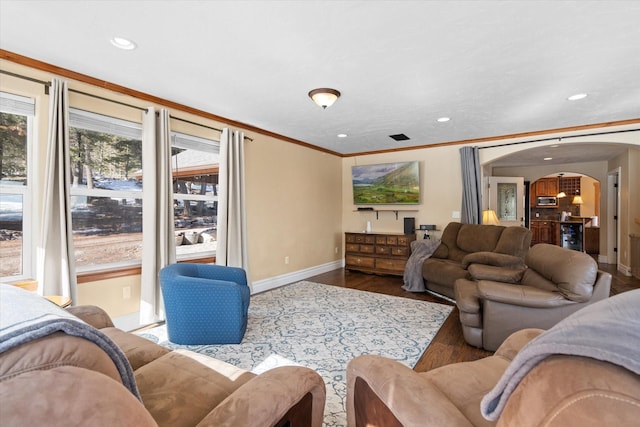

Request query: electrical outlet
[
  {"left": 284, "top": 256, "right": 290, "bottom": 265},
  {"left": 122, "top": 286, "right": 131, "bottom": 299},
  {"left": 335, "top": 247, "right": 339, "bottom": 254}
]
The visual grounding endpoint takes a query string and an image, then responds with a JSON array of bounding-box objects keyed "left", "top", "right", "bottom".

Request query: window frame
[
  {"left": 171, "top": 131, "right": 220, "bottom": 261},
  {"left": 0, "top": 91, "right": 34, "bottom": 282},
  {"left": 68, "top": 107, "right": 144, "bottom": 273}
]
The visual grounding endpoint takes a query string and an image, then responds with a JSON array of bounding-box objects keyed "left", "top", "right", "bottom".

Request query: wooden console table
[{"left": 345, "top": 232, "right": 415, "bottom": 276}]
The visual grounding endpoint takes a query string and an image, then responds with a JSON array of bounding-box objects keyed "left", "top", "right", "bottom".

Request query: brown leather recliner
[
  {"left": 422, "top": 222, "right": 532, "bottom": 299},
  {"left": 347, "top": 289, "right": 640, "bottom": 427},
  {"left": 455, "top": 243, "right": 611, "bottom": 351}
]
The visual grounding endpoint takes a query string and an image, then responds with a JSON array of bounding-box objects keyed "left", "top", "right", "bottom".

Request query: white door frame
[{"left": 606, "top": 167, "right": 621, "bottom": 267}]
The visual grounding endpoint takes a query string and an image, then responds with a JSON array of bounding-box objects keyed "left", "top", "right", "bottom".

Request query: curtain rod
[
  {"left": 478, "top": 128, "right": 639, "bottom": 150},
  {"left": 167, "top": 114, "right": 253, "bottom": 141},
  {"left": 2, "top": 69, "right": 253, "bottom": 141}
]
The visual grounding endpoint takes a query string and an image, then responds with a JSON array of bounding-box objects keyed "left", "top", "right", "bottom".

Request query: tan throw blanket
[{"left": 481, "top": 289, "right": 640, "bottom": 421}]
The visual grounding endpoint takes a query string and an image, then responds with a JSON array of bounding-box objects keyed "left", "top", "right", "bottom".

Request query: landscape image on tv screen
[{"left": 352, "top": 161, "right": 420, "bottom": 205}]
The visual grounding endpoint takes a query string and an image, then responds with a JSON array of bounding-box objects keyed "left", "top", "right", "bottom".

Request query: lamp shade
[
  {"left": 572, "top": 195, "right": 584, "bottom": 205},
  {"left": 482, "top": 209, "right": 500, "bottom": 225},
  {"left": 308, "top": 88, "right": 340, "bottom": 109},
  {"left": 556, "top": 191, "right": 567, "bottom": 198}
]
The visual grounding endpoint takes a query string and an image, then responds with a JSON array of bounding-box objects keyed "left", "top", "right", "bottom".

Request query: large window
[
  {"left": 0, "top": 92, "right": 34, "bottom": 280},
  {"left": 69, "top": 109, "right": 143, "bottom": 271},
  {"left": 171, "top": 132, "right": 219, "bottom": 260}
]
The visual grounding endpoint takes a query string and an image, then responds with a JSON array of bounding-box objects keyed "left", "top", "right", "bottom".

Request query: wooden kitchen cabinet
[
  {"left": 584, "top": 227, "right": 600, "bottom": 254},
  {"left": 530, "top": 220, "right": 557, "bottom": 246},
  {"left": 535, "top": 178, "right": 559, "bottom": 197},
  {"left": 345, "top": 232, "right": 415, "bottom": 276}
]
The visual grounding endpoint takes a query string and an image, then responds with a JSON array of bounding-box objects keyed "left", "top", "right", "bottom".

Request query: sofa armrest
[
  {"left": 468, "top": 264, "right": 526, "bottom": 283},
  {"left": 493, "top": 328, "right": 544, "bottom": 361},
  {"left": 67, "top": 305, "right": 115, "bottom": 329},
  {"left": 196, "top": 366, "right": 326, "bottom": 427},
  {"left": 462, "top": 251, "right": 525, "bottom": 269},
  {"left": 346, "top": 355, "right": 473, "bottom": 427},
  {"left": 477, "top": 281, "right": 575, "bottom": 308}
]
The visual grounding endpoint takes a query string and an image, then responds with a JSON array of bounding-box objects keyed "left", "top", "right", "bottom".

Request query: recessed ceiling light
[
  {"left": 110, "top": 37, "right": 137, "bottom": 50},
  {"left": 544, "top": 157, "right": 553, "bottom": 161},
  {"left": 436, "top": 117, "right": 450, "bottom": 122},
  {"left": 567, "top": 93, "right": 587, "bottom": 101},
  {"left": 337, "top": 133, "right": 348, "bottom": 138}
]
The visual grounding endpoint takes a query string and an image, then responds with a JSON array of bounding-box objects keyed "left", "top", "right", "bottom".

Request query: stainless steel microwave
[{"left": 537, "top": 196, "right": 557, "bottom": 206}]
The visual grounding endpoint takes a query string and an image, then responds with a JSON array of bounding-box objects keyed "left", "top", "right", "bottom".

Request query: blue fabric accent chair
[{"left": 159, "top": 263, "right": 250, "bottom": 345}]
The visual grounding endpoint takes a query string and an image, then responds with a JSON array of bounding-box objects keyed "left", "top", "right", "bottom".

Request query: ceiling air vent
[{"left": 389, "top": 133, "right": 410, "bottom": 141}]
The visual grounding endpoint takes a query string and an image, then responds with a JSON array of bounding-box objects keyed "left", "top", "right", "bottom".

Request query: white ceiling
[{"left": 1, "top": 1, "right": 639, "bottom": 163}]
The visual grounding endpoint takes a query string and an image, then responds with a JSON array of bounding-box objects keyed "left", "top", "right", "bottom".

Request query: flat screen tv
[{"left": 352, "top": 161, "right": 420, "bottom": 205}]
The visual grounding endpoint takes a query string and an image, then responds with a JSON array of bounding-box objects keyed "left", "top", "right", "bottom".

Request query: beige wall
[{"left": 245, "top": 134, "right": 342, "bottom": 282}]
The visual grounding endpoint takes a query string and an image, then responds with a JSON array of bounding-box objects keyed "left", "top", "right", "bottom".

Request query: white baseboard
[
  {"left": 251, "top": 260, "right": 344, "bottom": 294},
  {"left": 618, "top": 263, "right": 632, "bottom": 276}
]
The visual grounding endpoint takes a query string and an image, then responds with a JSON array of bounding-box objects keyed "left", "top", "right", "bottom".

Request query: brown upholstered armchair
[
  {"left": 455, "top": 243, "right": 611, "bottom": 351},
  {"left": 347, "top": 290, "right": 640, "bottom": 426}
]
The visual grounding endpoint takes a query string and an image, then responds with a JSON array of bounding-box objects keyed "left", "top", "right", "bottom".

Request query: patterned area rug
[{"left": 137, "top": 281, "right": 453, "bottom": 427}]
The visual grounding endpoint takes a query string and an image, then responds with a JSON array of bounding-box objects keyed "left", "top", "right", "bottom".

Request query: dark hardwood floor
[{"left": 305, "top": 264, "right": 640, "bottom": 373}]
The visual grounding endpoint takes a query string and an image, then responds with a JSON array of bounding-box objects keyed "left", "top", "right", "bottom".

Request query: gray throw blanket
[
  {"left": 0, "top": 284, "right": 140, "bottom": 399},
  {"left": 402, "top": 238, "right": 441, "bottom": 292},
  {"left": 481, "top": 288, "right": 640, "bottom": 421}
]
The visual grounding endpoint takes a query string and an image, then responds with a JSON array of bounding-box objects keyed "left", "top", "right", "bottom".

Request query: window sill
[{"left": 76, "top": 256, "right": 216, "bottom": 283}]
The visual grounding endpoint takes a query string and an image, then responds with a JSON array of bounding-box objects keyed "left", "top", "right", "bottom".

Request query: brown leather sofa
[
  {"left": 455, "top": 243, "right": 612, "bottom": 351},
  {"left": 347, "top": 289, "right": 640, "bottom": 426},
  {"left": 0, "top": 286, "right": 326, "bottom": 427},
  {"left": 422, "top": 222, "right": 532, "bottom": 299}
]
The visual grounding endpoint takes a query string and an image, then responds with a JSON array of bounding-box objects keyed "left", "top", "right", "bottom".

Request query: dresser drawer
[
  {"left": 376, "top": 246, "right": 391, "bottom": 255},
  {"left": 354, "top": 234, "right": 375, "bottom": 244},
  {"left": 375, "top": 258, "right": 407, "bottom": 273},
  {"left": 359, "top": 244, "right": 375, "bottom": 254},
  {"left": 391, "top": 247, "right": 409, "bottom": 256},
  {"left": 397, "top": 236, "right": 412, "bottom": 246},
  {"left": 345, "top": 243, "right": 360, "bottom": 253},
  {"left": 345, "top": 255, "right": 375, "bottom": 269}
]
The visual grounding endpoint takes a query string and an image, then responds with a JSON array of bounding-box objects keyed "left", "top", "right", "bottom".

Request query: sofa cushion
[
  {"left": 431, "top": 222, "right": 463, "bottom": 260},
  {"left": 101, "top": 327, "right": 171, "bottom": 370},
  {"left": 135, "top": 349, "right": 256, "bottom": 427},
  {"left": 422, "top": 258, "right": 470, "bottom": 288},
  {"left": 456, "top": 224, "right": 504, "bottom": 254},
  {"left": 468, "top": 264, "right": 526, "bottom": 284},
  {"left": 524, "top": 244, "right": 598, "bottom": 302},
  {"left": 493, "top": 226, "right": 532, "bottom": 258}
]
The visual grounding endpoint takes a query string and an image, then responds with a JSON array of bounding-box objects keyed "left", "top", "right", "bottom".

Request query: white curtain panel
[
  {"left": 140, "top": 107, "right": 175, "bottom": 324},
  {"left": 37, "top": 78, "right": 77, "bottom": 301},
  {"left": 216, "top": 129, "right": 250, "bottom": 283}
]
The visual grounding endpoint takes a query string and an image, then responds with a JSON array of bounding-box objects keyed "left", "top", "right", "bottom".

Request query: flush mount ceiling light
[
  {"left": 567, "top": 93, "right": 588, "bottom": 101},
  {"left": 110, "top": 37, "right": 137, "bottom": 50},
  {"left": 436, "top": 117, "right": 450, "bottom": 122},
  {"left": 308, "top": 88, "right": 340, "bottom": 109},
  {"left": 337, "top": 133, "right": 348, "bottom": 138}
]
